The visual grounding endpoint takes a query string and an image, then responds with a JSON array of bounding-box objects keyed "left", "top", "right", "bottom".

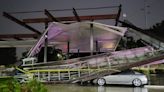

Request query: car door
[
  {"left": 118, "top": 73, "right": 133, "bottom": 84},
  {"left": 117, "top": 70, "right": 136, "bottom": 84},
  {"left": 103, "top": 72, "right": 122, "bottom": 84},
  {"left": 103, "top": 75, "right": 118, "bottom": 84},
  {"left": 105, "top": 70, "right": 135, "bottom": 85}
]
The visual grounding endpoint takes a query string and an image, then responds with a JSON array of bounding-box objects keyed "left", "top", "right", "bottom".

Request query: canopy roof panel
[{"left": 27, "top": 21, "right": 127, "bottom": 57}]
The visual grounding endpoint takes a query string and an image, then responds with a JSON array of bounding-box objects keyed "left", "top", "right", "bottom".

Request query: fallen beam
[
  {"left": 122, "top": 54, "right": 164, "bottom": 69},
  {"left": 118, "top": 20, "right": 164, "bottom": 43},
  {"left": 3, "top": 12, "right": 41, "bottom": 35},
  {"left": 74, "top": 54, "right": 164, "bottom": 82},
  {"left": 23, "top": 14, "right": 117, "bottom": 23}
]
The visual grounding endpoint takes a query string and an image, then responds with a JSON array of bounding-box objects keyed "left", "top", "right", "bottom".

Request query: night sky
[{"left": 0, "top": 0, "right": 164, "bottom": 59}]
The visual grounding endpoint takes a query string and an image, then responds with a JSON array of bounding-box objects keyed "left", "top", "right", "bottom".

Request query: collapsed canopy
[{"left": 27, "top": 21, "right": 127, "bottom": 57}]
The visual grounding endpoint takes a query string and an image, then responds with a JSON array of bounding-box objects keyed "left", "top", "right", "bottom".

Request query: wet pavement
[
  {"left": 47, "top": 74, "right": 164, "bottom": 92},
  {"left": 149, "top": 74, "right": 164, "bottom": 85},
  {"left": 47, "top": 84, "right": 164, "bottom": 92}
]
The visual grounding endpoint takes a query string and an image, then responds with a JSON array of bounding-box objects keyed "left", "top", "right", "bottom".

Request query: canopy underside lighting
[{"left": 28, "top": 21, "right": 127, "bottom": 57}]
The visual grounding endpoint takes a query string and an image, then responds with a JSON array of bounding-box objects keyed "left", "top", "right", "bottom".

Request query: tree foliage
[
  {"left": 146, "top": 20, "right": 164, "bottom": 37},
  {"left": 0, "top": 77, "right": 47, "bottom": 92}
]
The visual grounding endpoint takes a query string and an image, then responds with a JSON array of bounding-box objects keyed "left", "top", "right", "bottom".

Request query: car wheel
[
  {"left": 97, "top": 78, "right": 106, "bottom": 86},
  {"left": 132, "top": 78, "right": 142, "bottom": 87}
]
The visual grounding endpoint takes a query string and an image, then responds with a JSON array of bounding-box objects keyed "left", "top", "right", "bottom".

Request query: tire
[
  {"left": 90, "top": 80, "right": 95, "bottom": 85},
  {"left": 97, "top": 78, "right": 106, "bottom": 86},
  {"left": 132, "top": 78, "right": 142, "bottom": 87}
]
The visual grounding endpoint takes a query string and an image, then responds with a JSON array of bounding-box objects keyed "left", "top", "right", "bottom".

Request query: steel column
[
  {"left": 44, "top": 22, "right": 48, "bottom": 63},
  {"left": 90, "top": 23, "right": 94, "bottom": 56},
  {"left": 67, "top": 41, "right": 70, "bottom": 59}
]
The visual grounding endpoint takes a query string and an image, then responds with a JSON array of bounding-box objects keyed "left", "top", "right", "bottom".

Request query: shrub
[{"left": 0, "top": 77, "right": 47, "bottom": 92}]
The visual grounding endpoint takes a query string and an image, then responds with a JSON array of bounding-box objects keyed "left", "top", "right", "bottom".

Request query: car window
[
  {"left": 118, "top": 70, "right": 135, "bottom": 75},
  {"left": 134, "top": 71, "right": 142, "bottom": 75}
]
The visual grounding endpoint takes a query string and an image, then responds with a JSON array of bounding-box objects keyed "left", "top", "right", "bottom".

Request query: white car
[{"left": 93, "top": 70, "right": 148, "bottom": 87}]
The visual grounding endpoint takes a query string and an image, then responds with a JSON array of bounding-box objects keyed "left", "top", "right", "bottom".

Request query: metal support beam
[
  {"left": 118, "top": 20, "right": 164, "bottom": 43},
  {"left": 43, "top": 34, "right": 48, "bottom": 63},
  {"left": 67, "top": 41, "right": 70, "bottom": 59},
  {"left": 115, "top": 4, "right": 122, "bottom": 26},
  {"left": 44, "top": 22, "right": 48, "bottom": 63},
  {"left": 23, "top": 14, "right": 117, "bottom": 23},
  {"left": 77, "top": 49, "right": 80, "bottom": 57},
  {"left": 44, "top": 9, "right": 59, "bottom": 22},
  {"left": 72, "top": 8, "right": 81, "bottom": 22},
  {"left": 0, "top": 34, "right": 39, "bottom": 39},
  {"left": 0, "top": 40, "right": 64, "bottom": 48},
  {"left": 3, "top": 12, "right": 41, "bottom": 35},
  {"left": 14, "top": 37, "right": 23, "bottom": 40},
  {"left": 90, "top": 23, "right": 94, "bottom": 56},
  {"left": 95, "top": 40, "right": 99, "bottom": 54}
]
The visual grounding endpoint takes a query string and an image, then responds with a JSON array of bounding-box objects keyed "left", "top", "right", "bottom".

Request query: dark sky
[{"left": 0, "top": 0, "right": 164, "bottom": 34}]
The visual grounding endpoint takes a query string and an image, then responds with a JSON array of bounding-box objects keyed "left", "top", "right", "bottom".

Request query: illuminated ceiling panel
[{"left": 28, "top": 21, "right": 127, "bottom": 57}]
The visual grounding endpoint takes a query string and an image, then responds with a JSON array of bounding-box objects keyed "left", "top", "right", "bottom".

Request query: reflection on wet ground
[
  {"left": 150, "top": 74, "right": 164, "bottom": 85},
  {"left": 47, "top": 74, "right": 164, "bottom": 92},
  {"left": 47, "top": 84, "right": 164, "bottom": 92}
]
